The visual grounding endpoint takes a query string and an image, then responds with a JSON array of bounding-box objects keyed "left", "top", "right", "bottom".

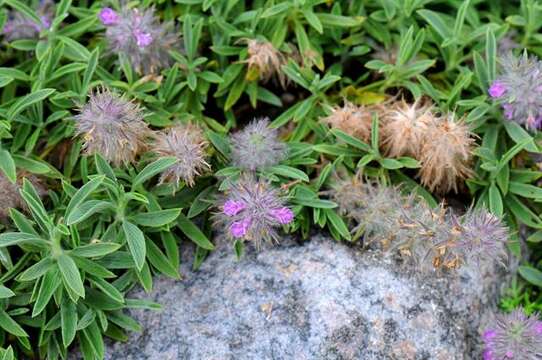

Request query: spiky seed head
[
  {"left": 418, "top": 112, "right": 475, "bottom": 194},
  {"left": 482, "top": 308, "right": 542, "bottom": 360},
  {"left": 245, "top": 39, "right": 286, "bottom": 88},
  {"left": 74, "top": 88, "right": 150, "bottom": 166},
  {"left": 0, "top": 172, "right": 46, "bottom": 220},
  {"left": 213, "top": 176, "right": 294, "bottom": 249},
  {"left": 2, "top": 0, "right": 53, "bottom": 41},
  {"left": 381, "top": 99, "right": 434, "bottom": 158},
  {"left": 100, "top": 6, "right": 178, "bottom": 74},
  {"left": 152, "top": 124, "right": 210, "bottom": 187},
  {"left": 229, "top": 118, "right": 287, "bottom": 171},
  {"left": 322, "top": 101, "right": 380, "bottom": 142},
  {"left": 490, "top": 52, "right": 542, "bottom": 130},
  {"left": 455, "top": 209, "right": 508, "bottom": 268}
]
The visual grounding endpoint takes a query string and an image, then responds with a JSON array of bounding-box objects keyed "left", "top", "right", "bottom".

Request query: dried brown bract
[
  {"left": 418, "top": 113, "right": 475, "bottom": 194},
  {"left": 322, "top": 101, "right": 384, "bottom": 142},
  {"left": 244, "top": 39, "right": 287, "bottom": 88},
  {"left": 381, "top": 99, "right": 434, "bottom": 158}
]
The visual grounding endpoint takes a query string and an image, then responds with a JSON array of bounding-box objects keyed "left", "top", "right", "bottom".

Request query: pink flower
[
  {"left": 134, "top": 30, "right": 152, "bottom": 48},
  {"left": 270, "top": 207, "right": 294, "bottom": 224},
  {"left": 98, "top": 8, "right": 119, "bottom": 26},
  {"left": 535, "top": 322, "right": 542, "bottom": 335},
  {"left": 483, "top": 329, "right": 497, "bottom": 342},
  {"left": 230, "top": 218, "right": 251, "bottom": 238},
  {"left": 223, "top": 200, "right": 246, "bottom": 216},
  {"left": 482, "top": 349, "right": 494, "bottom": 360},
  {"left": 489, "top": 81, "right": 506, "bottom": 98}
]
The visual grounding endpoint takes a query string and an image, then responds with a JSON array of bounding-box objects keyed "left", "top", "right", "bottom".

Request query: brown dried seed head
[
  {"left": 246, "top": 39, "right": 286, "bottom": 87},
  {"left": 322, "top": 101, "right": 383, "bottom": 142}
]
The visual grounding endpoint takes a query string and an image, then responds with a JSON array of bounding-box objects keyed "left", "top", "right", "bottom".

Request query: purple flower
[
  {"left": 2, "top": 0, "right": 53, "bottom": 41},
  {"left": 102, "top": 7, "right": 178, "bottom": 74},
  {"left": 492, "top": 52, "right": 542, "bottom": 130},
  {"left": 223, "top": 200, "right": 246, "bottom": 216},
  {"left": 536, "top": 322, "right": 542, "bottom": 335},
  {"left": 270, "top": 207, "right": 294, "bottom": 224},
  {"left": 99, "top": 8, "right": 119, "bottom": 26},
  {"left": 214, "top": 176, "right": 293, "bottom": 249},
  {"left": 482, "top": 308, "right": 542, "bottom": 360},
  {"left": 230, "top": 218, "right": 251, "bottom": 238},
  {"left": 489, "top": 81, "right": 506, "bottom": 98},
  {"left": 134, "top": 30, "right": 152, "bottom": 47},
  {"left": 229, "top": 118, "right": 287, "bottom": 171}
]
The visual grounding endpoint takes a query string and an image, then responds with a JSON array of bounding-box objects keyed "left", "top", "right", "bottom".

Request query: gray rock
[{"left": 103, "top": 236, "right": 507, "bottom": 360}]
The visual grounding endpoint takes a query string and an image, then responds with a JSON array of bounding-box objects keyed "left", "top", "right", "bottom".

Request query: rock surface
[{"left": 103, "top": 236, "right": 508, "bottom": 360}]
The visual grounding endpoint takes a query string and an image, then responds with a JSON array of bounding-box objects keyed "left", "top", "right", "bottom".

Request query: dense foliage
[{"left": 0, "top": 0, "right": 541, "bottom": 358}]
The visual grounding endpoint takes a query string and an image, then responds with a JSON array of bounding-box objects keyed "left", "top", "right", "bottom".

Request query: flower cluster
[
  {"left": 214, "top": 176, "right": 294, "bottom": 249},
  {"left": 98, "top": 6, "right": 177, "bottom": 74},
  {"left": 2, "top": 0, "right": 53, "bottom": 41},
  {"left": 74, "top": 88, "right": 151, "bottom": 166},
  {"left": 489, "top": 52, "right": 542, "bottom": 130},
  {"left": 229, "top": 118, "right": 287, "bottom": 171},
  {"left": 482, "top": 308, "right": 542, "bottom": 359},
  {"left": 332, "top": 177, "right": 508, "bottom": 271},
  {"left": 324, "top": 99, "right": 475, "bottom": 194},
  {"left": 152, "top": 124, "right": 210, "bottom": 187}
]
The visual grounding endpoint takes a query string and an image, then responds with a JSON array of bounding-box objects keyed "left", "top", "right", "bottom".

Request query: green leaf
[
  {"left": 18, "top": 257, "right": 54, "bottom": 281},
  {"left": 131, "top": 209, "right": 181, "bottom": 227},
  {"left": 324, "top": 209, "right": 351, "bottom": 241},
  {"left": 133, "top": 157, "right": 177, "bottom": 187},
  {"left": 122, "top": 221, "right": 146, "bottom": 271},
  {"left": 32, "top": 267, "right": 61, "bottom": 317},
  {"left": 7, "top": 88, "right": 56, "bottom": 121},
  {"left": 518, "top": 265, "right": 542, "bottom": 287},
  {"left": 58, "top": 254, "right": 85, "bottom": 298},
  {"left": 66, "top": 200, "right": 111, "bottom": 226},
  {"left": 177, "top": 213, "right": 214, "bottom": 250},
  {"left": 61, "top": 298, "right": 77, "bottom": 347},
  {"left": 0, "top": 150, "right": 16, "bottom": 183},
  {"left": 486, "top": 28, "right": 496, "bottom": 83},
  {"left": 4, "top": 0, "right": 42, "bottom": 27},
  {"left": 0, "top": 285, "right": 14, "bottom": 299},
  {"left": 269, "top": 165, "right": 309, "bottom": 182},
  {"left": 0, "top": 232, "right": 48, "bottom": 248},
  {"left": 70, "top": 243, "right": 122, "bottom": 258},
  {"left": 503, "top": 121, "right": 538, "bottom": 152},
  {"left": 488, "top": 182, "right": 503, "bottom": 217},
  {"left": 0, "top": 309, "right": 28, "bottom": 337},
  {"left": 65, "top": 175, "right": 105, "bottom": 221}
]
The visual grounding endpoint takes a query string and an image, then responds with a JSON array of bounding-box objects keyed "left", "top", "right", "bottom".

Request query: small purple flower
[
  {"left": 2, "top": 0, "right": 53, "bottom": 41},
  {"left": 482, "top": 349, "right": 493, "bottom": 360},
  {"left": 213, "top": 176, "right": 293, "bottom": 249},
  {"left": 483, "top": 329, "right": 497, "bottom": 342},
  {"left": 536, "top": 322, "right": 542, "bottom": 335},
  {"left": 489, "top": 81, "right": 506, "bottom": 98},
  {"left": 230, "top": 218, "right": 251, "bottom": 238},
  {"left": 134, "top": 30, "right": 152, "bottom": 48},
  {"left": 224, "top": 200, "right": 246, "bottom": 216},
  {"left": 269, "top": 207, "right": 294, "bottom": 224},
  {"left": 99, "top": 8, "right": 119, "bottom": 26}
]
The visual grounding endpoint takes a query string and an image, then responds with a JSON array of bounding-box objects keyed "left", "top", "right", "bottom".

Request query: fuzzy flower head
[
  {"left": 482, "top": 308, "right": 542, "bottom": 360},
  {"left": 229, "top": 118, "right": 287, "bottom": 171},
  {"left": 454, "top": 209, "right": 508, "bottom": 267},
  {"left": 99, "top": 6, "right": 178, "bottom": 74},
  {"left": 244, "top": 39, "right": 286, "bottom": 88},
  {"left": 322, "top": 101, "right": 383, "bottom": 143},
  {"left": 2, "top": 0, "right": 53, "bottom": 41},
  {"left": 490, "top": 52, "right": 542, "bottom": 130},
  {"left": 381, "top": 99, "right": 434, "bottom": 158},
  {"left": 214, "top": 176, "right": 294, "bottom": 249},
  {"left": 418, "top": 112, "right": 475, "bottom": 194},
  {"left": 74, "top": 88, "right": 151, "bottom": 166},
  {"left": 152, "top": 124, "right": 210, "bottom": 187}
]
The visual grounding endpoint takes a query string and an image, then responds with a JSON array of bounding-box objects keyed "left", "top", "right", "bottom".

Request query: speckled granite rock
[{"left": 103, "top": 236, "right": 508, "bottom": 360}]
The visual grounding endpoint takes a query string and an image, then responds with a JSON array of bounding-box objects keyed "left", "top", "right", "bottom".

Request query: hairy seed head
[
  {"left": 230, "top": 118, "right": 287, "bottom": 171},
  {"left": 213, "top": 176, "right": 294, "bottom": 249},
  {"left": 245, "top": 39, "right": 286, "bottom": 88},
  {"left": 152, "top": 124, "right": 210, "bottom": 187},
  {"left": 418, "top": 112, "right": 475, "bottom": 194},
  {"left": 322, "top": 101, "right": 383, "bottom": 142},
  {"left": 482, "top": 308, "right": 542, "bottom": 360},
  {"left": 490, "top": 52, "right": 542, "bottom": 130},
  {"left": 74, "top": 88, "right": 151, "bottom": 166},
  {"left": 381, "top": 99, "right": 434, "bottom": 158},
  {"left": 99, "top": 6, "right": 178, "bottom": 74}
]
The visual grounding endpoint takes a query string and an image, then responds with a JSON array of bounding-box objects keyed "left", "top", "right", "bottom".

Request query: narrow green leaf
[
  {"left": 177, "top": 213, "right": 214, "bottom": 250},
  {"left": 58, "top": 254, "right": 85, "bottom": 298},
  {"left": 122, "top": 221, "right": 146, "bottom": 271}
]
